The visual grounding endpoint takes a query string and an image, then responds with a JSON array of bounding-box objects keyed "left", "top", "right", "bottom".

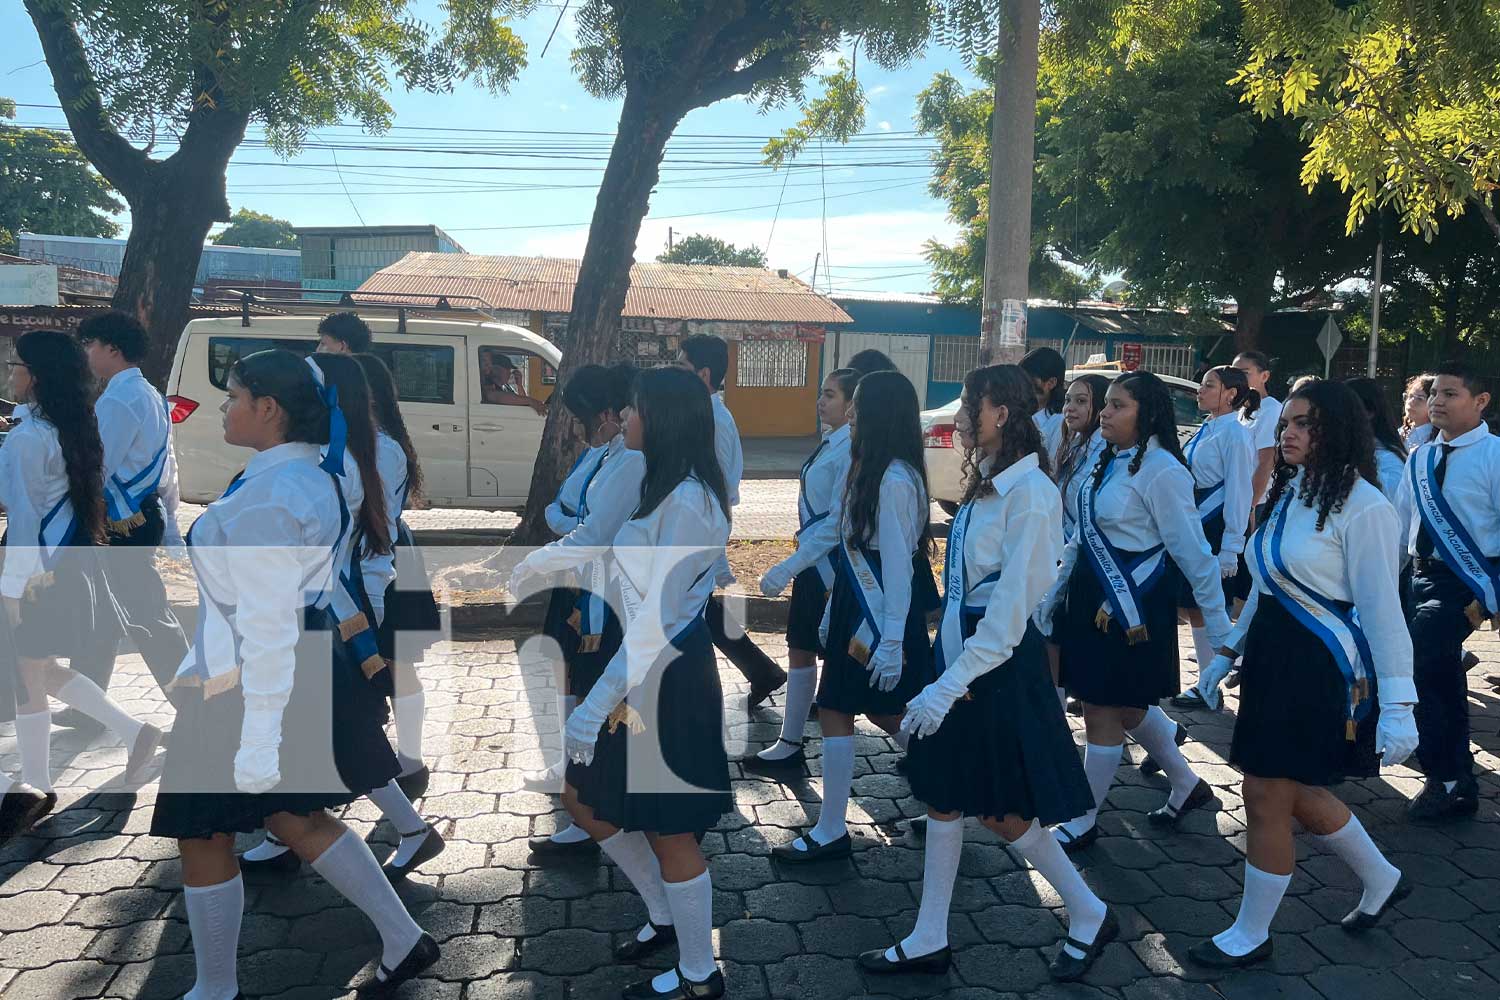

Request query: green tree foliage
[
  {"left": 1236, "top": 1, "right": 1500, "bottom": 242},
  {"left": 0, "top": 98, "right": 121, "bottom": 246},
  {"left": 657, "top": 233, "right": 768, "bottom": 267},
  {"left": 212, "top": 208, "right": 298, "bottom": 250}
]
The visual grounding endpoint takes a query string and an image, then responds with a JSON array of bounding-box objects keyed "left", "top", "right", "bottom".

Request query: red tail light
[
  {"left": 923, "top": 423, "right": 955, "bottom": 449},
  {"left": 166, "top": 395, "right": 199, "bottom": 424}
]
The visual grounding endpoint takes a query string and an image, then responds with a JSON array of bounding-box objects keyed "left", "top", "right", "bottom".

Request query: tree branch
[
  {"left": 22, "top": 0, "right": 149, "bottom": 197},
  {"left": 693, "top": 45, "right": 801, "bottom": 109}
]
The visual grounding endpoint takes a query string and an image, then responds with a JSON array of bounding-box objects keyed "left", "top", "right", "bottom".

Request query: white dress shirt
[
  {"left": 95, "top": 366, "right": 180, "bottom": 529},
  {"left": 1226, "top": 472, "right": 1414, "bottom": 704},
  {"left": 1374, "top": 445, "right": 1407, "bottom": 506},
  {"left": 1394, "top": 422, "right": 1500, "bottom": 558},
  {"left": 1034, "top": 410, "right": 1065, "bottom": 465},
  {"left": 942, "top": 454, "right": 1062, "bottom": 687},
  {"left": 1182, "top": 411, "right": 1256, "bottom": 555},
  {"left": 1241, "top": 395, "right": 1283, "bottom": 505},
  {"left": 0, "top": 411, "right": 74, "bottom": 599},
  {"left": 1403, "top": 423, "right": 1436, "bottom": 449},
  {"left": 1051, "top": 439, "right": 1231, "bottom": 647},
  {"left": 360, "top": 432, "right": 407, "bottom": 619},
  {"left": 710, "top": 391, "right": 743, "bottom": 585},
  {"left": 1056, "top": 430, "right": 1107, "bottom": 541},
  {"left": 546, "top": 444, "right": 608, "bottom": 536},
  {"left": 515, "top": 434, "right": 647, "bottom": 577},
  {"left": 800, "top": 423, "right": 852, "bottom": 521},
  {"left": 324, "top": 448, "right": 368, "bottom": 627}
]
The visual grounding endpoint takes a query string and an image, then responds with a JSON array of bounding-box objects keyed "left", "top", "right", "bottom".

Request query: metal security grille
[
  {"left": 1137, "top": 342, "right": 1198, "bottom": 380},
  {"left": 931, "top": 335, "right": 981, "bottom": 383},
  {"left": 736, "top": 339, "right": 807, "bottom": 388}
]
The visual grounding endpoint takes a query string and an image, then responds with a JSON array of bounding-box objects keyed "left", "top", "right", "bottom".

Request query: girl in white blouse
[
  {"left": 560, "top": 365, "right": 733, "bottom": 1000},
  {"left": 749, "top": 367, "right": 857, "bottom": 773},
  {"left": 150, "top": 350, "right": 437, "bottom": 997},
  {"left": 0, "top": 330, "right": 161, "bottom": 820},
  {"left": 1400, "top": 373, "right": 1435, "bottom": 449},
  {"left": 1345, "top": 377, "right": 1410, "bottom": 504},
  {"left": 859, "top": 365, "right": 1114, "bottom": 982},
  {"left": 1044, "top": 372, "right": 1230, "bottom": 850},
  {"left": 1188, "top": 380, "right": 1418, "bottom": 968},
  {"left": 771, "top": 370, "right": 940, "bottom": 864}
]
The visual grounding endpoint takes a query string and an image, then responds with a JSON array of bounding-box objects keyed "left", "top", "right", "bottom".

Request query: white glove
[
  {"left": 564, "top": 694, "right": 612, "bottom": 766},
  {"left": 818, "top": 601, "right": 831, "bottom": 649},
  {"left": 1196, "top": 653, "right": 1236, "bottom": 711},
  {"left": 235, "top": 706, "right": 283, "bottom": 794},
  {"left": 900, "top": 672, "right": 968, "bottom": 740},
  {"left": 508, "top": 562, "right": 534, "bottom": 600},
  {"left": 1376, "top": 702, "right": 1418, "bottom": 768},
  {"left": 868, "top": 637, "right": 904, "bottom": 692},
  {"left": 161, "top": 521, "right": 189, "bottom": 562},
  {"left": 1218, "top": 549, "right": 1239, "bottom": 579},
  {"left": 760, "top": 562, "right": 794, "bottom": 598}
]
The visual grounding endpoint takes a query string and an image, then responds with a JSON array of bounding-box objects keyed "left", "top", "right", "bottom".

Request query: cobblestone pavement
[{"left": 2, "top": 625, "right": 1497, "bottom": 1000}]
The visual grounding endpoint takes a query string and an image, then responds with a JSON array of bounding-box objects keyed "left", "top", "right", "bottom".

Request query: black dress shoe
[
  {"left": 238, "top": 842, "right": 302, "bottom": 876},
  {"left": 856, "top": 941, "right": 953, "bottom": 974},
  {"left": 384, "top": 827, "right": 446, "bottom": 883},
  {"left": 396, "top": 765, "right": 431, "bottom": 801},
  {"left": 1048, "top": 908, "right": 1119, "bottom": 982},
  {"left": 1139, "top": 722, "right": 1189, "bottom": 777},
  {"left": 359, "top": 932, "right": 439, "bottom": 995},
  {"left": 1187, "top": 935, "right": 1273, "bottom": 969},
  {"left": 1224, "top": 669, "right": 1241, "bottom": 689},
  {"left": 740, "top": 741, "right": 805, "bottom": 775},
  {"left": 1054, "top": 823, "right": 1099, "bottom": 854},
  {"left": 52, "top": 708, "right": 105, "bottom": 734},
  {"left": 614, "top": 922, "right": 677, "bottom": 962},
  {"left": 895, "top": 754, "right": 911, "bottom": 775},
  {"left": 1462, "top": 649, "right": 1481, "bottom": 670},
  {"left": 1341, "top": 875, "right": 1412, "bottom": 931},
  {"left": 0, "top": 783, "right": 55, "bottom": 841},
  {"left": 622, "top": 966, "right": 725, "bottom": 999},
  {"left": 1148, "top": 779, "right": 1215, "bottom": 827},
  {"left": 748, "top": 668, "right": 788, "bottom": 710},
  {"left": 771, "top": 830, "right": 852, "bottom": 864},
  {"left": 124, "top": 723, "right": 165, "bottom": 782},
  {"left": 528, "top": 832, "right": 601, "bottom": 858},
  {"left": 1409, "top": 775, "right": 1480, "bottom": 822},
  {"left": 1170, "top": 689, "right": 1209, "bottom": 710}
]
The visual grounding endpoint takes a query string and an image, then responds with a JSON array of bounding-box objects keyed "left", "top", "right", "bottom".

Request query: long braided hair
[
  {"left": 15, "top": 330, "right": 106, "bottom": 543},
  {"left": 1266, "top": 380, "right": 1377, "bottom": 532},
  {"left": 960, "top": 364, "right": 1049, "bottom": 505},
  {"left": 1091, "top": 371, "right": 1187, "bottom": 489}
]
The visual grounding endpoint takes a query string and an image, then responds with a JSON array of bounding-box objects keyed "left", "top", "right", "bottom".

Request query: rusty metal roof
[{"left": 356, "top": 253, "right": 852, "bottom": 325}]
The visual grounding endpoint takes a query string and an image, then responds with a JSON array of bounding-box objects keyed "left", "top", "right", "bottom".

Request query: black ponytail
[
  {"left": 1209, "top": 364, "right": 1261, "bottom": 418},
  {"left": 353, "top": 353, "right": 425, "bottom": 504},
  {"left": 15, "top": 330, "right": 106, "bottom": 543},
  {"left": 310, "top": 354, "right": 391, "bottom": 556},
  {"left": 1114, "top": 371, "right": 1187, "bottom": 477}
]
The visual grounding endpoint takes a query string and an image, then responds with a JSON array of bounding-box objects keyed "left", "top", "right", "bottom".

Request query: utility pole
[
  {"left": 1367, "top": 215, "right": 1384, "bottom": 376},
  {"left": 978, "top": 0, "right": 1040, "bottom": 366},
  {"left": 667, "top": 227, "right": 674, "bottom": 253},
  {"left": 809, "top": 251, "right": 821, "bottom": 292}
]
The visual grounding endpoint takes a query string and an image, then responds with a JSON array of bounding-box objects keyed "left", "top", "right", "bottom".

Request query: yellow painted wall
[{"left": 723, "top": 340, "right": 820, "bottom": 438}]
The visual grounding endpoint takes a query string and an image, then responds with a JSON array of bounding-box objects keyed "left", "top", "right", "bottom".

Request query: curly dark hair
[
  {"left": 844, "top": 371, "right": 933, "bottom": 558},
  {"left": 1091, "top": 371, "right": 1187, "bottom": 489},
  {"left": 1400, "top": 373, "right": 1435, "bottom": 435},
  {"left": 354, "top": 353, "right": 425, "bottom": 505},
  {"left": 15, "top": 330, "right": 106, "bottom": 543},
  {"left": 960, "top": 365, "right": 1049, "bottom": 505},
  {"left": 1265, "top": 380, "right": 1378, "bottom": 532},
  {"left": 1054, "top": 374, "right": 1110, "bottom": 487}
]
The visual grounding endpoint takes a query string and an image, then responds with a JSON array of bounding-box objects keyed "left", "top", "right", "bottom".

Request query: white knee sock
[
  {"left": 1129, "top": 707, "right": 1200, "bottom": 810},
  {"left": 368, "top": 780, "right": 432, "bottom": 867},
  {"left": 1214, "top": 862, "right": 1289, "bottom": 956},
  {"left": 15, "top": 711, "right": 53, "bottom": 793},
  {"left": 891, "top": 814, "right": 962, "bottom": 960},
  {"left": 652, "top": 871, "right": 716, "bottom": 990},
  {"left": 393, "top": 691, "right": 426, "bottom": 768},
  {"left": 241, "top": 832, "right": 289, "bottom": 862},
  {"left": 1316, "top": 814, "right": 1402, "bottom": 915},
  {"left": 1056, "top": 741, "right": 1122, "bottom": 840},
  {"left": 774, "top": 667, "right": 817, "bottom": 748},
  {"left": 1190, "top": 626, "right": 1214, "bottom": 668},
  {"left": 56, "top": 675, "right": 143, "bottom": 747},
  {"left": 600, "top": 831, "right": 672, "bottom": 933},
  {"left": 805, "top": 735, "right": 854, "bottom": 847},
  {"left": 1012, "top": 819, "right": 1107, "bottom": 959},
  {"left": 183, "top": 875, "right": 243, "bottom": 1000},
  {"left": 309, "top": 829, "right": 423, "bottom": 977}
]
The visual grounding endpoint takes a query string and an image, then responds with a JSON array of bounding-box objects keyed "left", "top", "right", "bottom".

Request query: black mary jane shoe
[
  {"left": 384, "top": 826, "right": 447, "bottom": 884},
  {"left": 396, "top": 765, "right": 431, "bottom": 802},
  {"left": 621, "top": 965, "right": 725, "bottom": 1000},
  {"left": 856, "top": 941, "right": 953, "bottom": 975},
  {"left": 1048, "top": 908, "right": 1120, "bottom": 982},
  {"left": 740, "top": 740, "right": 806, "bottom": 775},
  {"left": 614, "top": 922, "right": 678, "bottom": 963},
  {"left": 1139, "top": 722, "right": 1189, "bottom": 777},
  {"left": 1170, "top": 689, "right": 1209, "bottom": 710},
  {"left": 239, "top": 837, "right": 302, "bottom": 876},
  {"left": 1054, "top": 823, "right": 1099, "bottom": 854},
  {"left": 747, "top": 669, "right": 788, "bottom": 710},
  {"left": 1187, "top": 935, "right": 1273, "bottom": 969},
  {"left": 358, "top": 933, "right": 440, "bottom": 995},
  {"left": 1147, "top": 779, "right": 1215, "bottom": 827},
  {"left": 528, "top": 832, "right": 602, "bottom": 859},
  {"left": 0, "top": 784, "right": 56, "bottom": 842},
  {"left": 1341, "top": 875, "right": 1412, "bottom": 932},
  {"left": 771, "top": 830, "right": 853, "bottom": 864}
]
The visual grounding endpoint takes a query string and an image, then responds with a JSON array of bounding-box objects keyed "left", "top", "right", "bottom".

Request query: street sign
[
  {"left": 1316, "top": 316, "right": 1343, "bottom": 376},
  {"left": 1119, "top": 342, "right": 1142, "bottom": 371}
]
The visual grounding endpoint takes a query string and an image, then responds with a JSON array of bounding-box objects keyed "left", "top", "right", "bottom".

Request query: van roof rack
[{"left": 207, "top": 286, "right": 495, "bottom": 333}]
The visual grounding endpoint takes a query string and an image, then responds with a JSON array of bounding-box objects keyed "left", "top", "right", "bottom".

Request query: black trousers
[
  {"left": 1409, "top": 558, "right": 1477, "bottom": 782},
  {"left": 705, "top": 594, "right": 784, "bottom": 691},
  {"left": 71, "top": 499, "right": 189, "bottom": 694}
]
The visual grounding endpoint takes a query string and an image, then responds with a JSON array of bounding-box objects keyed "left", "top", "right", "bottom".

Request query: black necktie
[{"left": 1415, "top": 444, "right": 1454, "bottom": 558}]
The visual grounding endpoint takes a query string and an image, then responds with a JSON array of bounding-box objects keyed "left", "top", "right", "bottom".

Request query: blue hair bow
[{"left": 306, "top": 357, "right": 347, "bottom": 475}]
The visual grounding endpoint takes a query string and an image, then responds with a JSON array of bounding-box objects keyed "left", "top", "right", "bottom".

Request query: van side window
[
  {"left": 207, "top": 336, "right": 454, "bottom": 405},
  {"left": 478, "top": 347, "right": 546, "bottom": 414},
  {"left": 208, "top": 337, "right": 311, "bottom": 389}
]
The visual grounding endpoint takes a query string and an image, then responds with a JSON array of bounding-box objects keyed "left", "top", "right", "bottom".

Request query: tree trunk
[
  {"left": 1234, "top": 298, "right": 1268, "bottom": 353},
  {"left": 979, "top": 0, "right": 1040, "bottom": 365},
  {"left": 508, "top": 87, "right": 681, "bottom": 545}
]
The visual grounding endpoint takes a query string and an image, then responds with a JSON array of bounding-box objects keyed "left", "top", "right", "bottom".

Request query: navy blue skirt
[
  {"left": 785, "top": 566, "right": 829, "bottom": 653},
  {"left": 573, "top": 619, "right": 731, "bottom": 836},
  {"left": 150, "top": 607, "right": 400, "bottom": 840},
  {"left": 907, "top": 623, "right": 1092, "bottom": 823},
  {"left": 1058, "top": 553, "right": 1183, "bottom": 709},
  {"left": 817, "top": 548, "right": 938, "bottom": 717},
  {"left": 375, "top": 521, "right": 441, "bottom": 662},
  {"left": 1177, "top": 510, "right": 1235, "bottom": 610}
]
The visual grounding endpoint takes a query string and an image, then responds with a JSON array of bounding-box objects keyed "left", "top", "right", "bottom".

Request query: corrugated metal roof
[{"left": 356, "top": 253, "right": 852, "bottom": 325}]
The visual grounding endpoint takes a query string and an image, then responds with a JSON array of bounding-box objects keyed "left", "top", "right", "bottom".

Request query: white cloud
[
  {"left": 868, "top": 85, "right": 890, "bottom": 99},
  {"left": 878, "top": 121, "right": 892, "bottom": 131}
]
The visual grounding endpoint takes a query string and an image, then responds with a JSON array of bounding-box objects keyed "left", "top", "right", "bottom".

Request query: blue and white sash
[
  {"left": 21, "top": 494, "right": 80, "bottom": 596},
  {"left": 1410, "top": 445, "right": 1500, "bottom": 628},
  {"left": 932, "top": 500, "right": 1000, "bottom": 678},
  {"left": 1078, "top": 451, "right": 1166, "bottom": 643},
  {"left": 104, "top": 396, "right": 172, "bottom": 530},
  {"left": 1193, "top": 482, "right": 1226, "bottom": 524},
  {"left": 1253, "top": 491, "right": 1374, "bottom": 735},
  {"left": 796, "top": 441, "right": 836, "bottom": 590},
  {"left": 835, "top": 539, "right": 886, "bottom": 665},
  {"left": 559, "top": 447, "right": 607, "bottom": 520},
  {"left": 571, "top": 450, "right": 614, "bottom": 653}
]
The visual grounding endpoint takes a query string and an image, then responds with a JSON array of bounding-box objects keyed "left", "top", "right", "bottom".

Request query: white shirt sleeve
[
  {"left": 545, "top": 500, "right": 580, "bottom": 536},
  {"left": 876, "top": 470, "right": 921, "bottom": 640},
  {"left": 778, "top": 462, "right": 848, "bottom": 577},
  {"left": 0, "top": 432, "right": 51, "bottom": 598},
  {"left": 1393, "top": 451, "right": 1416, "bottom": 562},
  {"left": 1345, "top": 502, "right": 1416, "bottom": 705},
  {"left": 1220, "top": 426, "right": 1255, "bottom": 556},
  {"left": 93, "top": 395, "right": 135, "bottom": 488},
  {"left": 157, "top": 434, "right": 184, "bottom": 546},
  {"left": 229, "top": 505, "right": 310, "bottom": 749},
  {"left": 520, "top": 453, "right": 647, "bottom": 576},
  {"left": 1143, "top": 463, "right": 1231, "bottom": 646},
  {"left": 1224, "top": 586, "right": 1259, "bottom": 656}
]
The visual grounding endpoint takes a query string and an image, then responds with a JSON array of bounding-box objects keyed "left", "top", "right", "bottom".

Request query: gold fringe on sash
[
  {"left": 167, "top": 666, "right": 242, "bottom": 700},
  {"left": 1346, "top": 677, "right": 1372, "bottom": 742},
  {"left": 361, "top": 654, "right": 390, "bottom": 680},
  {"left": 106, "top": 510, "right": 147, "bottom": 536},
  {"left": 606, "top": 703, "right": 646, "bottom": 735},
  {"left": 21, "top": 571, "right": 55, "bottom": 601},
  {"left": 338, "top": 613, "right": 370, "bottom": 642},
  {"left": 1125, "top": 624, "right": 1150, "bottom": 645},
  {"left": 578, "top": 634, "right": 602, "bottom": 654},
  {"left": 847, "top": 638, "right": 871, "bottom": 666},
  {"left": 567, "top": 608, "right": 583, "bottom": 634}
]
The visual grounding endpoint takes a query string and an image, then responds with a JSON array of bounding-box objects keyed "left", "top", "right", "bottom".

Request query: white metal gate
[{"left": 824, "top": 332, "right": 932, "bottom": 407}]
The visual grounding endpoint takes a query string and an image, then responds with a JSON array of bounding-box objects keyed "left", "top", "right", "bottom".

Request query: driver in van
[{"left": 480, "top": 348, "right": 547, "bottom": 414}]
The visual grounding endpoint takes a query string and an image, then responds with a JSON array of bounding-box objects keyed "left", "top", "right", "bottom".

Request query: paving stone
[
  {"left": 5, "top": 959, "right": 118, "bottom": 1000},
  {"left": 827, "top": 877, "right": 915, "bottom": 916},
  {"left": 465, "top": 970, "right": 566, "bottom": 1000},
  {"left": 1145, "top": 862, "right": 1242, "bottom": 901},
  {"left": 1389, "top": 918, "right": 1493, "bottom": 962},
  {"left": 1215, "top": 971, "right": 1325, "bottom": 1000},
  {"left": 516, "top": 927, "right": 608, "bottom": 976},
  {"left": 796, "top": 913, "right": 892, "bottom": 957},
  {"left": 950, "top": 943, "right": 1052, "bottom": 992},
  {"left": 1393, "top": 958, "right": 1500, "bottom": 1000},
  {"left": 743, "top": 881, "right": 834, "bottom": 922},
  {"left": 970, "top": 904, "right": 1065, "bottom": 947},
  {"left": 719, "top": 917, "right": 801, "bottom": 963},
  {"left": 0, "top": 888, "right": 79, "bottom": 931},
  {"left": 0, "top": 923, "right": 102, "bottom": 968},
  {"left": 1302, "top": 923, "right": 1412, "bottom": 966},
  {"left": 766, "top": 952, "right": 865, "bottom": 999},
  {"left": 102, "top": 955, "right": 196, "bottom": 1000},
  {"left": 1306, "top": 963, "right": 1420, "bottom": 1000}
]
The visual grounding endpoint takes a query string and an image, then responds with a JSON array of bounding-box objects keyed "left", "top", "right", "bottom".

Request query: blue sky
[{"left": 2, "top": 3, "right": 986, "bottom": 295}]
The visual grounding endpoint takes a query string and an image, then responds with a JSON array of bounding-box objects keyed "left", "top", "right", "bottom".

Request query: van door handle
[
  {"left": 431, "top": 423, "right": 462, "bottom": 432},
  {"left": 472, "top": 423, "right": 504, "bottom": 432}
]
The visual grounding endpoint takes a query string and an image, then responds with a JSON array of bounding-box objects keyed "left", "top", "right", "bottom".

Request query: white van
[{"left": 165, "top": 313, "right": 563, "bottom": 508}]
